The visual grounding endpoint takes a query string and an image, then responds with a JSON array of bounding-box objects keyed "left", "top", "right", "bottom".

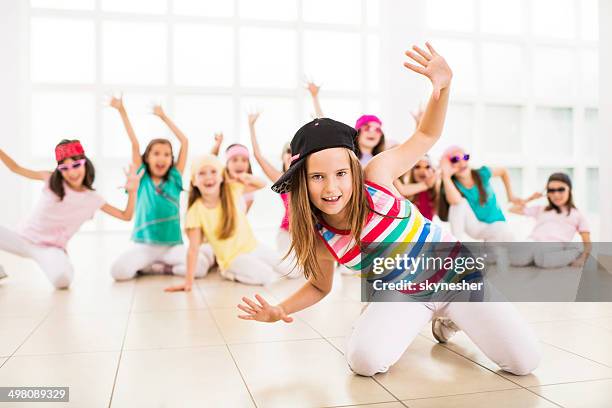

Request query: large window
[
  {"left": 27, "top": 0, "right": 381, "bottom": 231},
  {"left": 426, "top": 0, "right": 599, "bottom": 217}
]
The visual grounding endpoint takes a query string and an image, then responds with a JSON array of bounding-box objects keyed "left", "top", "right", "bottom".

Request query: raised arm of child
[
  {"left": 237, "top": 238, "right": 335, "bottom": 323},
  {"left": 210, "top": 132, "right": 223, "bottom": 156},
  {"left": 164, "top": 227, "right": 203, "bottom": 293},
  {"left": 0, "top": 149, "right": 51, "bottom": 181},
  {"left": 306, "top": 81, "right": 324, "bottom": 118},
  {"left": 109, "top": 95, "right": 142, "bottom": 167},
  {"left": 492, "top": 167, "right": 523, "bottom": 205},
  {"left": 366, "top": 42, "right": 452, "bottom": 188},
  {"left": 248, "top": 113, "right": 283, "bottom": 183},
  {"left": 153, "top": 105, "right": 188, "bottom": 175},
  {"left": 100, "top": 163, "right": 143, "bottom": 221}
]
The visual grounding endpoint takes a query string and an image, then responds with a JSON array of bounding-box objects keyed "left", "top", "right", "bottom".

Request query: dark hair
[
  {"left": 225, "top": 143, "right": 253, "bottom": 174},
  {"left": 406, "top": 158, "right": 439, "bottom": 213},
  {"left": 49, "top": 139, "right": 95, "bottom": 200},
  {"left": 354, "top": 129, "right": 386, "bottom": 160},
  {"left": 437, "top": 169, "right": 487, "bottom": 222},
  {"left": 142, "top": 139, "right": 174, "bottom": 181},
  {"left": 545, "top": 172, "right": 576, "bottom": 215}
]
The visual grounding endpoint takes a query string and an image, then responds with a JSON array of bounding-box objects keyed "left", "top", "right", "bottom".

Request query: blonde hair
[
  {"left": 188, "top": 167, "right": 237, "bottom": 240},
  {"left": 287, "top": 149, "right": 369, "bottom": 279}
]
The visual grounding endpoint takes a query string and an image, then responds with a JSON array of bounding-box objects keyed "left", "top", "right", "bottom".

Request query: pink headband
[
  {"left": 442, "top": 145, "right": 464, "bottom": 159},
  {"left": 355, "top": 114, "right": 382, "bottom": 130},
  {"left": 225, "top": 144, "right": 250, "bottom": 161},
  {"left": 55, "top": 141, "right": 85, "bottom": 162}
]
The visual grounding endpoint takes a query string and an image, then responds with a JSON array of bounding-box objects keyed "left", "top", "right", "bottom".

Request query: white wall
[{"left": 599, "top": 0, "right": 611, "bottom": 241}]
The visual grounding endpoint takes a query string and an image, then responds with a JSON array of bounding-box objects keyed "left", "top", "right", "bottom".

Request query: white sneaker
[
  {"left": 0, "top": 265, "right": 6, "bottom": 280},
  {"left": 431, "top": 317, "right": 460, "bottom": 343}
]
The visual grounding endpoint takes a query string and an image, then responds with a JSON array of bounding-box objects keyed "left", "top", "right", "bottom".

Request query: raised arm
[
  {"left": 366, "top": 43, "right": 452, "bottom": 187},
  {"left": 439, "top": 157, "right": 463, "bottom": 206},
  {"left": 153, "top": 105, "right": 188, "bottom": 174},
  {"left": 237, "top": 238, "right": 335, "bottom": 323},
  {"left": 306, "top": 81, "right": 324, "bottom": 118},
  {"left": 109, "top": 95, "right": 142, "bottom": 167},
  {"left": 492, "top": 167, "right": 523, "bottom": 205},
  {"left": 100, "top": 164, "right": 143, "bottom": 221},
  {"left": 165, "top": 227, "right": 203, "bottom": 292},
  {"left": 509, "top": 191, "right": 542, "bottom": 215},
  {"left": 0, "top": 149, "right": 50, "bottom": 181},
  {"left": 236, "top": 172, "right": 266, "bottom": 194},
  {"left": 210, "top": 132, "right": 223, "bottom": 156},
  {"left": 248, "top": 113, "right": 283, "bottom": 183}
]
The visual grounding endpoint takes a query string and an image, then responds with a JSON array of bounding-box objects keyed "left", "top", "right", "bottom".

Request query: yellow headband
[{"left": 191, "top": 154, "right": 224, "bottom": 182}]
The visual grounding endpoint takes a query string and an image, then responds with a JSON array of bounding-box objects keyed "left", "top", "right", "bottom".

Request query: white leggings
[
  {"left": 510, "top": 242, "right": 581, "bottom": 268},
  {"left": 111, "top": 243, "right": 213, "bottom": 281},
  {"left": 0, "top": 226, "right": 73, "bottom": 289},
  {"left": 448, "top": 199, "right": 514, "bottom": 242},
  {"left": 346, "top": 301, "right": 540, "bottom": 377},
  {"left": 221, "top": 243, "right": 299, "bottom": 285}
]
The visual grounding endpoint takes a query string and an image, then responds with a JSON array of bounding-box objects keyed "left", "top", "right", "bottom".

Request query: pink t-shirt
[
  {"left": 524, "top": 205, "right": 590, "bottom": 242},
  {"left": 280, "top": 192, "right": 290, "bottom": 231},
  {"left": 20, "top": 178, "right": 106, "bottom": 249}
]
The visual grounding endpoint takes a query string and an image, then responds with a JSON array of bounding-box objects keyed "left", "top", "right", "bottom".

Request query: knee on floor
[{"left": 346, "top": 347, "right": 388, "bottom": 377}]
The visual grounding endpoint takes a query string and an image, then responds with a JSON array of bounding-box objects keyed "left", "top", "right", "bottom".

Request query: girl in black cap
[{"left": 237, "top": 43, "right": 540, "bottom": 378}]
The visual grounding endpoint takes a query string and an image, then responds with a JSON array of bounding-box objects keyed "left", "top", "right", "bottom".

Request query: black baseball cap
[{"left": 271, "top": 118, "right": 357, "bottom": 194}]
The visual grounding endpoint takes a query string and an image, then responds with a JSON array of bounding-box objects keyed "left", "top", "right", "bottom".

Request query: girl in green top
[
  {"left": 438, "top": 145, "right": 523, "bottom": 242},
  {"left": 109, "top": 96, "right": 210, "bottom": 281}
]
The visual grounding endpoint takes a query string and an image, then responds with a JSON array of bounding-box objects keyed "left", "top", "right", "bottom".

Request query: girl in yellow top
[{"left": 165, "top": 155, "right": 295, "bottom": 292}]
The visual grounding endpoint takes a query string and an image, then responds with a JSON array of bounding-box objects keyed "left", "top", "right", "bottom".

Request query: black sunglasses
[{"left": 547, "top": 187, "right": 567, "bottom": 194}]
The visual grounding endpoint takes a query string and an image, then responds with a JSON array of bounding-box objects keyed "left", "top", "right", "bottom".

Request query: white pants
[
  {"left": 0, "top": 226, "right": 73, "bottom": 289},
  {"left": 346, "top": 301, "right": 540, "bottom": 377},
  {"left": 111, "top": 243, "right": 212, "bottom": 281},
  {"left": 448, "top": 199, "right": 514, "bottom": 242},
  {"left": 510, "top": 242, "right": 581, "bottom": 268},
  {"left": 276, "top": 229, "right": 291, "bottom": 254},
  {"left": 221, "top": 243, "right": 299, "bottom": 285}
]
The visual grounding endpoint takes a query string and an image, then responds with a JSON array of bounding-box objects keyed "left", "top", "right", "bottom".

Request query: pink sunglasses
[{"left": 57, "top": 159, "right": 86, "bottom": 172}]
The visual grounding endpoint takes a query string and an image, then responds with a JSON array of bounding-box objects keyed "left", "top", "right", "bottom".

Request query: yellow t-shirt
[{"left": 185, "top": 182, "right": 257, "bottom": 270}]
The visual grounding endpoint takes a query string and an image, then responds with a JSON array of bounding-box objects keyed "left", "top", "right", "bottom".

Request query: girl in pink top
[
  {"left": 247, "top": 112, "right": 298, "bottom": 272},
  {"left": 0, "top": 140, "right": 142, "bottom": 288},
  {"left": 509, "top": 172, "right": 591, "bottom": 268}
]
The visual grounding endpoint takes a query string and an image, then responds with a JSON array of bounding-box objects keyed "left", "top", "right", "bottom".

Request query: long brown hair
[
  {"left": 142, "top": 139, "right": 174, "bottom": 181},
  {"left": 187, "top": 168, "right": 237, "bottom": 240},
  {"left": 354, "top": 130, "right": 385, "bottom": 160},
  {"left": 438, "top": 169, "right": 487, "bottom": 221},
  {"left": 49, "top": 139, "right": 95, "bottom": 200},
  {"left": 287, "top": 149, "right": 369, "bottom": 279}
]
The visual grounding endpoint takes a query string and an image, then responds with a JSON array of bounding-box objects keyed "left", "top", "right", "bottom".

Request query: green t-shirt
[
  {"left": 132, "top": 165, "right": 183, "bottom": 245},
  {"left": 453, "top": 166, "right": 505, "bottom": 223}
]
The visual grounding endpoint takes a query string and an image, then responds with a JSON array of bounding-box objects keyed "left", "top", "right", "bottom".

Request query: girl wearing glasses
[
  {"left": 0, "top": 141, "right": 142, "bottom": 288},
  {"left": 306, "top": 82, "right": 386, "bottom": 166},
  {"left": 438, "top": 145, "right": 521, "bottom": 242},
  {"left": 508, "top": 172, "right": 591, "bottom": 268}
]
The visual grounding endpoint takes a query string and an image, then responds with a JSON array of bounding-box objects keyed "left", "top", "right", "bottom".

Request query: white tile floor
[{"left": 1, "top": 234, "right": 612, "bottom": 407}]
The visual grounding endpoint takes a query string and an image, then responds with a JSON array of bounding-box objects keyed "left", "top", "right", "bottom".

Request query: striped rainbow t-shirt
[{"left": 316, "top": 181, "right": 480, "bottom": 297}]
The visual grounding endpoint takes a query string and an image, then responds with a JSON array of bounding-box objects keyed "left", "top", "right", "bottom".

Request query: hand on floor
[
  {"left": 165, "top": 282, "right": 192, "bottom": 292},
  {"left": 237, "top": 294, "right": 293, "bottom": 323}
]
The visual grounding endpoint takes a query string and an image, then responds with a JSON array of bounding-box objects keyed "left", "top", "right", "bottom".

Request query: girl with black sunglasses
[
  {"left": 508, "top": 172, "right": 591, "bottom": 268},
  {"left": 438, "top": 145, "right": 522, "bottom": 242}
]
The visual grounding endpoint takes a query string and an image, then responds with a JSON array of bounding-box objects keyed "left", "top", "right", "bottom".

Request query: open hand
[
  {"left": 305, "top": 81, "right": 321, "bottom": 97},
  {"left": 152, "top": 104, "right": 166, "bottom": 118},
  {"left": 237, "top": 294, "right": 293, "bottom": 323},
  {"left": 570, "top": 258, "right": 585, "bottom": 268},
  {"left": 439, "top": 157, "right": 457, "bottom": 177},
  {"left": 124, "top": 163, "right": 144, "bottom": 192},
  {"left": 248, "top": 112, "right": 260, "bottom": 127},
  {"left": 214, "top": 132, "right": 224, "bottom": 145},
  {"left": 404, "top": 42, "right": 452, "bottom": 100},
  {"left": 109, "top": 94, "right": 124, "bottom": 111}
]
